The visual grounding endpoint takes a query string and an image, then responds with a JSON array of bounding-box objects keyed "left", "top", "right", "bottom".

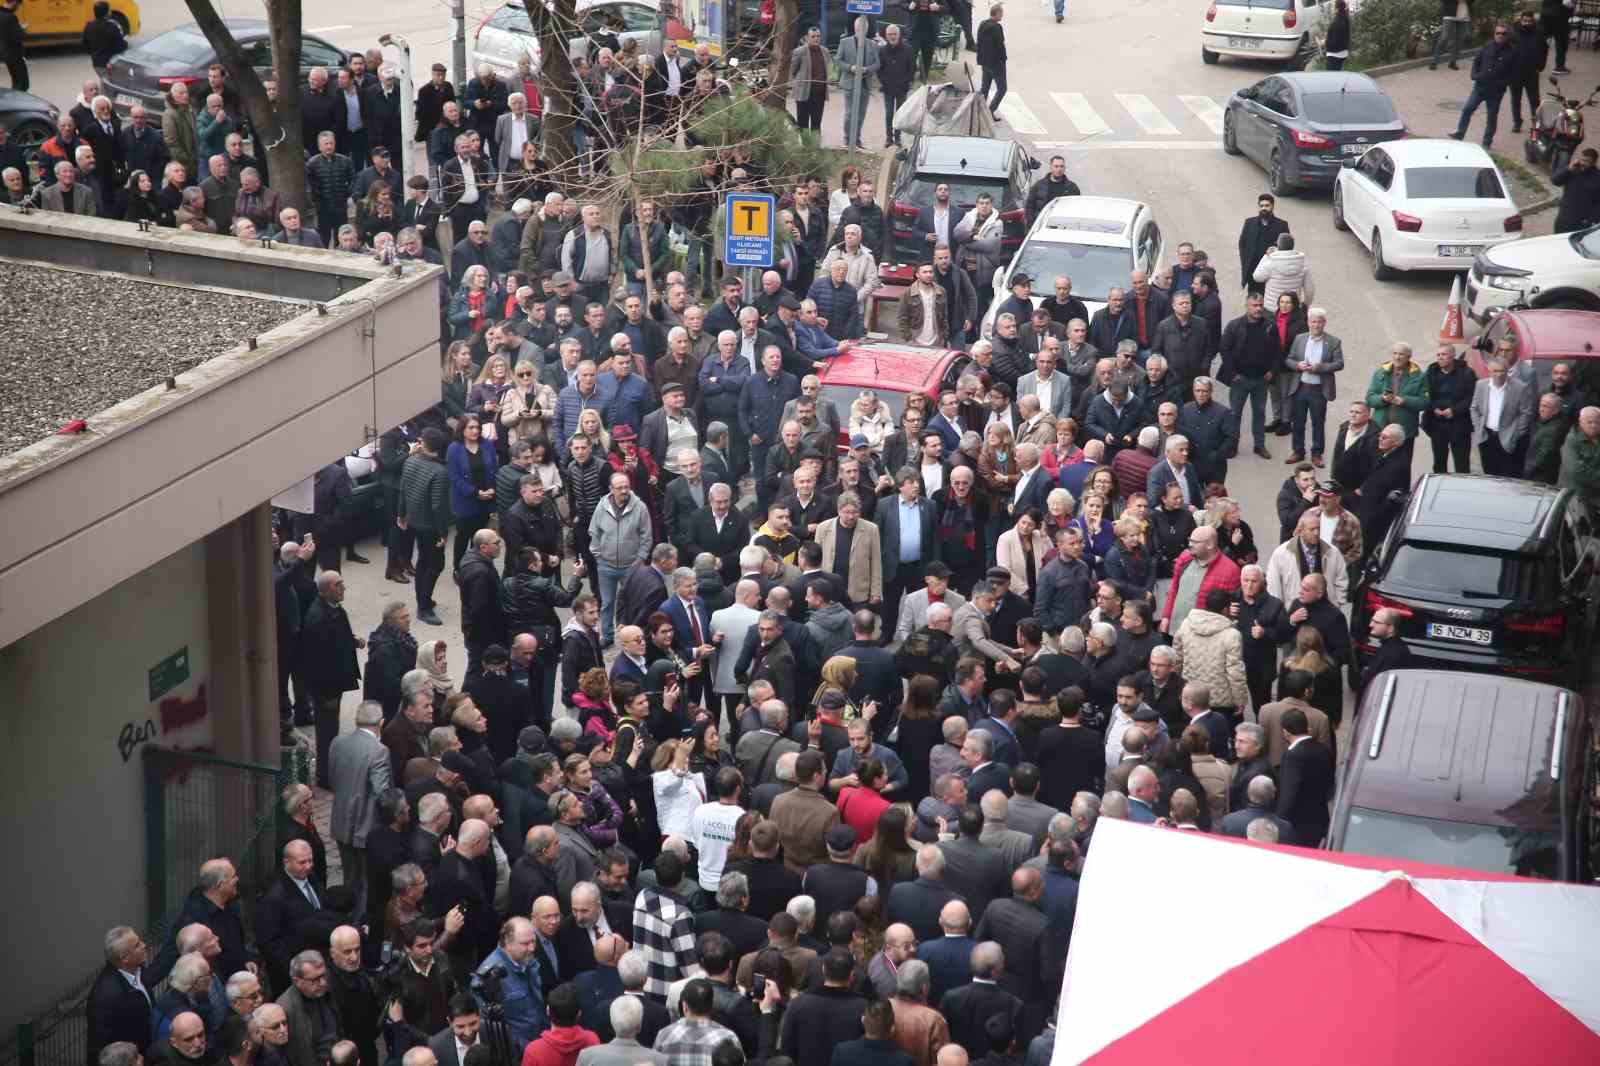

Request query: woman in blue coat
[{"left": 446, "top": 413, "right": 498, "bottom": 570}]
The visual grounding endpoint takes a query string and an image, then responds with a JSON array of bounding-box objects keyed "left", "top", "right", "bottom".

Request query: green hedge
[{"left": 1348, "top": 0, "right": 1518, "bottom": 69}]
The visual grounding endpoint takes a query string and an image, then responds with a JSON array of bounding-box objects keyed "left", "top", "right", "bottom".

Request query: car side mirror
[
  {"left": 1027, "top": 156, "right": 1041, "bottom": 170},
  {"left": 895, "top": 148, "right": 908, "bottom": 162},
  {"left": 1239, "top": 86, "right": 1258, "bottom": 100}
]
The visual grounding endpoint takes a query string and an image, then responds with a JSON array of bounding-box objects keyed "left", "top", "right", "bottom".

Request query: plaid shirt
[
  {"left": 632, "top": 885, "right": 703, "bottom": 999},
  {"left": 651, "top": 1016, "right": 736, "bottom": 1066}
]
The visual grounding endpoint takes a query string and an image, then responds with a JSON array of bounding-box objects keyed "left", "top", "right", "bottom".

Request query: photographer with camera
[
  {"left": 379, "top": 918, "right": 460, "bottom": 1059},
  {"left": 473, "top": 917, "right": 547, "bottom": 1056}
]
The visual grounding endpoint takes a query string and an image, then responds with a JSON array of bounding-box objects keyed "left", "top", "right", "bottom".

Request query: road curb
[{"left": 1362, "top": 47, "right": 1482, "bottom": 79}]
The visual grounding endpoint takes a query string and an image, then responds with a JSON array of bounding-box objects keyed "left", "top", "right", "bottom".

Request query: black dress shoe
[
  {"left": 346, "top": 550, "right": 371, "bottom": 564},
  {"left": 418, "top": 608, "right": 443, "bottom": 626}
]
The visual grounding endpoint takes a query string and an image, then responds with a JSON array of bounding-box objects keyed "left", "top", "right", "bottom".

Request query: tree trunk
[
  {"left": 185, "top": 0, "right": 307, "bottom": 213},
  {"left": 765, "top": 0, "right": 799, "bottom": 112},
  {"left": 532, "top": 0, "right": 579, "bottom": 173}
]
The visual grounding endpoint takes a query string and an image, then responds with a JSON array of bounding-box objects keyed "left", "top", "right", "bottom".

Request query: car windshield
[
  {"left": 1383, "top": 545, "right": 1557, "bottom": 601},
  {"left": 905, "top": 177, "right": 1008, "bottom": 210},
  {"left": 1403, "top": 166, "right": 1505, "bottom": 199},
  {"left": 821, "top": 384, "right": 907, "bottom": 424},
  {"left": 1573, "top": 226, "right": 1600, "bottom": 259},
  {"left": 1301, "top": 92, "right": 1399, "bottom": 125},
  {"left": 1009, "top": 243, "right": 1133, "bottom": 302},
  {"left": 1344, "top": 808, "right": 1561, "bottom": 880},
  {"left": 129, "top": 29, "right": 217, "bottom": 65}
]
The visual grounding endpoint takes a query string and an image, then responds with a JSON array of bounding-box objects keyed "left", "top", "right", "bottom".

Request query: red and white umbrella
[{"left": 1053, "top": 818, "right": 1600, "bottom": 1064}]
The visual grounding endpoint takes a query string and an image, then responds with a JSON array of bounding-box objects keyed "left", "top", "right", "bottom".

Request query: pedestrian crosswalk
[{"left": 991, "top": 90, "right": 1232, "bottom": 151}]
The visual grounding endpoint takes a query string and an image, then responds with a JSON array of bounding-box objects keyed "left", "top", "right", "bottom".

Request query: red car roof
[
  {"left": 1509, "top": 309, "right": 1600, "bottom": 358},
  {"left": 817, "top": 341, "right": 965, "bottom": 395}
]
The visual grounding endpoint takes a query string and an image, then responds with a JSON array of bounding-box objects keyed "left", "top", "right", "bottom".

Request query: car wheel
[
  {"left": 1268, "top": 149, "right": 1292, "bottom": 196},
  {"left": 1371, "top": 229, "right": 1396, "bottom": 281},
  {"left": 1333, "top": 186, "right": 1349, "bottom": 231},
  {"left": 1202, "top": 46, "right": 1220, "bottom": 65},
  {"left": 1222, "top": 110, "right": 1241, "bottom": 155},
  {"left": 8, "top": 120, "right": 51, "bottom": 162}
]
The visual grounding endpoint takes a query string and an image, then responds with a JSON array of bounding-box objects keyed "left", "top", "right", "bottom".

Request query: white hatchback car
[
  {"left": 1466, "top": 225, "right": 1600, "bottom": 323},
  {"left": 1202, "top": 0, "right": 1322, "bottom": 67},
  {"left": 1333, "top": 139, "right": 1523, "bottom": 280},
  {"left": 981, "top": 196, "right": 1166, "bottom": 338}
]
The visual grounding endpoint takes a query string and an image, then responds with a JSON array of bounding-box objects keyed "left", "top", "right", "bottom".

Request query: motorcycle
[{"left": 1524, "top": 77, "right": 1600, "bottom": 175}]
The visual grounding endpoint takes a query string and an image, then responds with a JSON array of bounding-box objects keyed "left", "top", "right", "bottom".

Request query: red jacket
[
  {"left": 520, "top": 1026, "right": 599, "bottom": 1066},
  {"left": 1161, "top": 550, "right": 1242, "bottom": 626}
]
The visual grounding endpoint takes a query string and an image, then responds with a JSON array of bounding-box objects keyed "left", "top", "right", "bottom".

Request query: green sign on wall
[{"left": 149, "top": 647, "right": 191, "bottom": 702}]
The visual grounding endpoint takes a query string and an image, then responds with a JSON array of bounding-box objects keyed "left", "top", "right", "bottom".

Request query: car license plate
[
  {"left": 1438, "top": 244, "right": 1483, "bottom": 257},
  {"left": 1426, "top": 622, "right": 1492, "bottom": 646},
  {"left": 1341, "top": 143, "right": 1367, "bottom": 156},
  {"left": 1227, "top": 36, "right": 1262, "bottom": 47},
  {"left": 116, "top": 93, "right": 139, "bottom": 107}
]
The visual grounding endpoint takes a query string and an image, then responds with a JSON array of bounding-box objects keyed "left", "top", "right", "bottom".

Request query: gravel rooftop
[{"left": 0, "top": 262, "right": 306, "bottom": 457}]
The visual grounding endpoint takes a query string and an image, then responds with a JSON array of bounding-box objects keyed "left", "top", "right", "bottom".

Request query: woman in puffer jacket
[{"left": 1250, "top": 232, "right": 1314, "bottom": 314}]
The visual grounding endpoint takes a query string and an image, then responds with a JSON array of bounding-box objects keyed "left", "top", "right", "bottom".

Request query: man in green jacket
[
  {"left": 1365, "top": 341, "right": 1429, "bottom": 439},
  {"left": 1559, "top": 406, "right": 1600, "bottom": 515},
  {"left": 161, "top": 80, "right": 199, "bottom": 181}
]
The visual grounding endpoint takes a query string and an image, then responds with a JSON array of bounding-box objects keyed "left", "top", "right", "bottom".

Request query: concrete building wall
[{"left": 0, "top": 539, "right": 212, "bottom": 1027}]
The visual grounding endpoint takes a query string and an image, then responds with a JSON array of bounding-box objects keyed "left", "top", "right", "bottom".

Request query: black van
[{"left": 1328, "top": 670, "right": 1598, "bottom": 882}]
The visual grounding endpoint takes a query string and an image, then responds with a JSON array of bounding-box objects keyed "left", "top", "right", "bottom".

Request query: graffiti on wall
[{"left": 117, "top": 682, "right": 212, "bottom": 763}]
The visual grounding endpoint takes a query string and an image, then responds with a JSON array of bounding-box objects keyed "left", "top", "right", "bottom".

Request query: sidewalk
[{"left": 1370, "top": 40, "right": 1600, "bottom": 235}]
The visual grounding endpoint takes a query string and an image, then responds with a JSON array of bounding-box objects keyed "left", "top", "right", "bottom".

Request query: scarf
[
  {"left": 417, "top": 639, "right": 455, "bottom": 697},
  {"left": 938, "top": 495, "right": 976, "bottom": 551}
]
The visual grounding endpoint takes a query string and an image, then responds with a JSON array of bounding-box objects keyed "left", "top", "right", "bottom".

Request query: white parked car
[
  {"left": 1201, "top": 0, "right": 1323, "bottom": 67},
  {"left": 1466, "top": 224, "right": 1600, "bottom": 324},
  {"left": 472, "top": 0, "right": 664, "bottom": 77},
  {"left": 981, "top": 196, "right": 1167, "bottom": 339},
  {"left": 1333, "top": 138, "right": 1523, "bottom": 280}
]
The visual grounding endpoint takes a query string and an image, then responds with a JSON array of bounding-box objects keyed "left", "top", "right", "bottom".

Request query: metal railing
[{"left": 2, "top": 746, "right": 305, "bottom": 1066}]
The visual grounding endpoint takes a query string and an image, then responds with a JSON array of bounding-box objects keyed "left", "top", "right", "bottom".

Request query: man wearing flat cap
[{"left": 640, "top": 380, "right": 701, "bottom": 483}]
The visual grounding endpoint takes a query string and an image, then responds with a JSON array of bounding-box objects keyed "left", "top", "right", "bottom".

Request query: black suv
[
  {"left": 887, "top": 135, "right": 1039, "bottom": 267},
  {"left": 1351, "top": 474, "right": 1600, "bottom": 688}
]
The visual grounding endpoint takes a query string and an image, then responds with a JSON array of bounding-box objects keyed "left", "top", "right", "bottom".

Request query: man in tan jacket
[
  {"left": 770, "top": 750, "right": 840, "bottom": 873},
  {"left": 890, "top": 959, "right": 951, "bottom": 1066},
  {"left": 816, "top": 492, "right": 883, "bottom": 608},
  {"left": 1257, "top": 667, "right": 1335, "bottom": 766}
]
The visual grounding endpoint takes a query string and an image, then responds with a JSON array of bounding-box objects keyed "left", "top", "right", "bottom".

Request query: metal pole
[
  {"left": 849, "top": 18, "right": 865, "bottom": 159},
  {"left": 380, "top": 35, "right": 416, "bottom": 185},
  {"left": 450, "top": 0, "right": 468, "bottom": 89}
]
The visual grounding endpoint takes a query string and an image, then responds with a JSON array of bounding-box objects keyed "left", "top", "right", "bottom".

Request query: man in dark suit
[
  {"left": 662, "top": 443, "right": 716, "bottom": 556},
  {"left": 254, "top": 841, "right": 325, "bottom": 996},
  {"left": 963, "top": 731, "right": 1013, "bottom": 803},
  {"left": 917, "top": 901, "right": 976, "bottom": 1006},
  {"left": 692, "top": 874, "right": 770, "bottom": 961},
  {"left": 684, "top": 482, "right": 749, "bottom": 586},
  {"left": 661, "top": 566, "right": 715, "bottom": 706},
  {"left": 1276, "top": 707, "right": 1335, "bottom": 846},
  {"left": 939, "top": 940, "right": 1023, "bottom": 1061},
  {"left": 974, "top": 869, "right": 1059, "bottom": 1043},
  {"left": 700, "top": 426, "right": 734, "bottom": 487},
  {"left": 877, "top": 468, "right": 940, "bottom": 640},
  {"left": 1354, "top": 423, "right": 1413, "bottom": 562},
  {"left": 398, "top": 176, "right": 444, "bottom": 251},
  {"left": 87, "top": 927, "right": 154, "bottom": 1065},
  {"left": 739, "top": 611, "right": 800, "bottom": 714},
  {"left": 299, "top": 570, "right": 362, "bottom": 790},
  {"left": 840, "top": 614, "right": 898, "bottom": 732},
  {"left": 936, "top": 807, "right": 1010, "bottom": 921},
  {"left": 1331, "top": 402, "right": 1378, "bottom": 505},
  {"left": 885, "top": 846, "right": 967, "bottom": 944}
]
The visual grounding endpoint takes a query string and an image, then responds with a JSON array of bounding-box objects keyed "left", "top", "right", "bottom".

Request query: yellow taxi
[{"left": 18, "top": 0, "right": 141, "bottom": 45}]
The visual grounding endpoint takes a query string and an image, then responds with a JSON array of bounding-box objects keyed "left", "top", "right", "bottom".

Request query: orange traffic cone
[{"left": 1438, "top": 274, "right": 1466, "bottom": 345}]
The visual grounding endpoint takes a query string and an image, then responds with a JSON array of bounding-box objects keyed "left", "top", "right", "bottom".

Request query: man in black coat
[
  {"left": 456, "top": 529, "right": 506, "bottom": 676},
  {"left": 885, "top": 851, "right": 966, "bottom": 944},
  {"left": 685, "top": 483, "right": 751, "bottom": 585},
  {"left": 299, "top": 570, "right": 362, "bottom": 789},
  {"left": 936, "top": 807, "right": 1011, "bottom": 921},
  {"left": 1354, "top": 423, "right": 1413, "bottom": 558},
  {"left": 87, "top": 927, "right": 154, "bottom": 1065},
  {"left": 778, "top": 949, "right": 866, "bottom": 1066},
  {"left": 1024, "top": 155, "right": 1079, "bottom": 225},
  {"left": 429, "top": 822, "right": 499, "bottom": 977},
  {"left": 1287, "top": 572, "right": 1352, "bottom": 670},
  {"left": 1359, "top": 608, "right": 1414, "bottom": 690},
  {"left": 830, "top": 999, "right": 913, "bottom": 1066},
  {"left": 1234, "top": 568, "right": 1292, "bottom": 712},
  {"left": 975, "top": 6, "right": 1008, "bottom": 119},
  {"left": 1552, "top": 149, "right": 1600, "bottom": 234},
  {"left": 974, "top": 869, "right": 1059, "bottom": 1043},
  {"left": 691, "top": 876, "right": 770, "bottom": 961},
  {"left": 254, "top": 841, "right": 325, "bottom": 997},
  {"left": 1238, "top": 194, "right": 1290, "bottom": 294},
  {"left": 508, "top": 824, "right": 562, "bottom": 922},
  {"left": 939, "top": 940, "right": 1023, "bottom": 1060},
  {"left": 1276, "top": 707, "right": 1335, "bottom": 846},
  {"left": 1450, "top": 21, "right": 1519, "bottom": 148}
]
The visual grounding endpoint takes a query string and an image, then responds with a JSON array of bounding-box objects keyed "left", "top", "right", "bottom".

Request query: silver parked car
[{"left": 472, "top": 0, "right": 665, "bottom": 77}]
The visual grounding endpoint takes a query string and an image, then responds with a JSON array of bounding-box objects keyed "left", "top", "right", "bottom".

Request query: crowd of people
[{"left": 31, "top": 11, "right": 1600, "bottom": 1066}]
